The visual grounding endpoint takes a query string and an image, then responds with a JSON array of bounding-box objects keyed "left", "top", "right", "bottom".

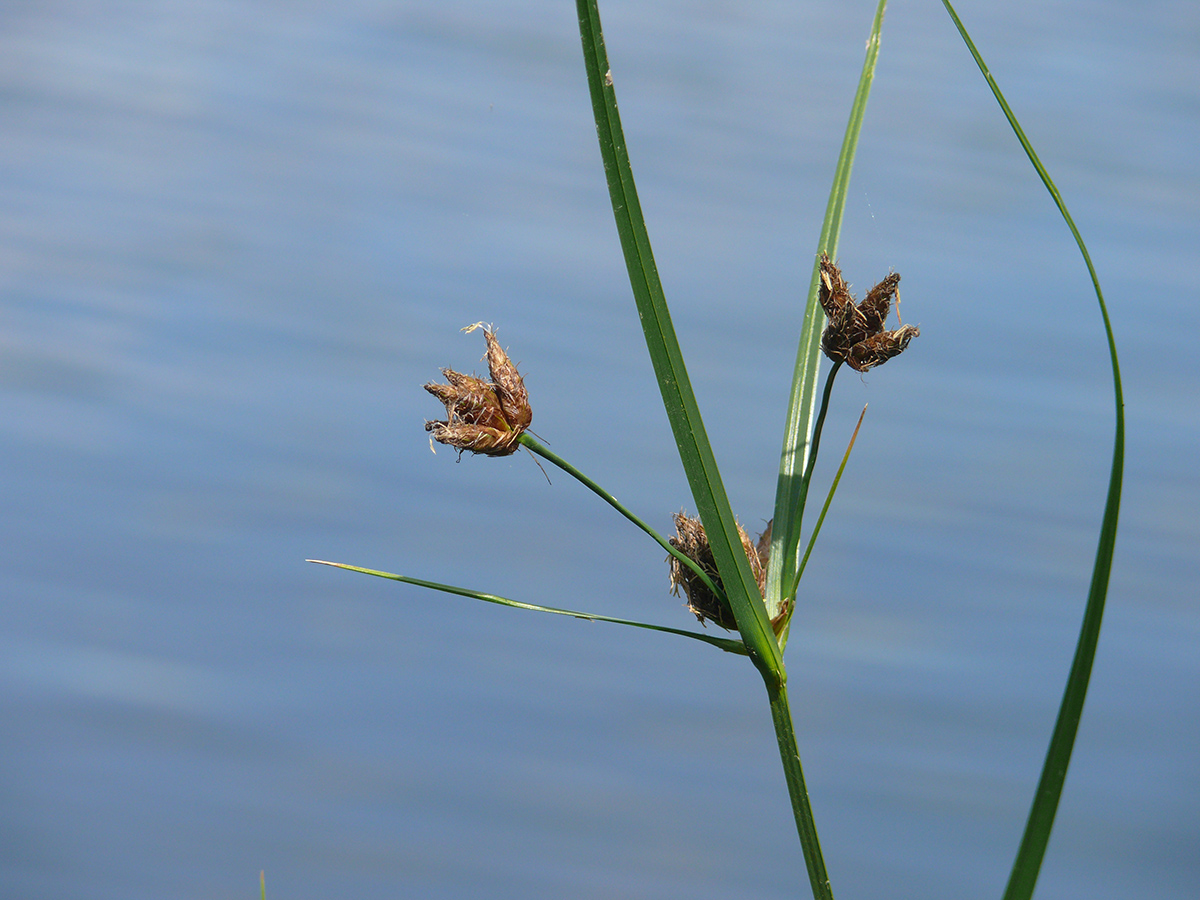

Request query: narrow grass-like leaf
[
  {"left": 938, "top": 4, "right": 1125, "bottom": 898},
  {"left": 795, "top": 405, "right": 867, "bottom": 588},
  {"left": 575, "top": 0, "right": 780, "bottom": 679},
  {"left": 767, "top": 0, "right": 890, "bottom": 620},
  {"left": 307, "top": 559, "right": 748, "bottom": 655}
]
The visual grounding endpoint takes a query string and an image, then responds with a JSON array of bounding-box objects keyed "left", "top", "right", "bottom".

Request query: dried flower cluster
[
  {"left": 669, "top": 512, "right": 786, "bottom": 634},
  {"left": 424, "top": 324, "right": 531, "bottom": 457},
  {"left": 818, "top": 253, "right": 919, "bottom": 372}
]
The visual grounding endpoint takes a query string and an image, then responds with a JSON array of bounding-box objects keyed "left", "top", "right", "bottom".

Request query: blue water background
[{"left": 1, "top": 1, "right": 1197, "bottom": 898}]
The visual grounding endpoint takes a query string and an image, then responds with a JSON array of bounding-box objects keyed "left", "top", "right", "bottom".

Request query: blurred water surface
[{"left": 1, "top": 1, "right": 1197, "bottom": 898}]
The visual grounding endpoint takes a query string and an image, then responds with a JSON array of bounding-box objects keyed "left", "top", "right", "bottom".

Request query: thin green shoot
[
  {"left": 777, "top": 359, "right": 843, "bottom": 629},
  {"left": 517, "top": 433, "right": 728, "bottom": 609},
  {"left": 306, "top": 559, "right": 748, "bottom": 655},
  {"left": 795, "top": 404, "right": 867, "bottom": 588}
]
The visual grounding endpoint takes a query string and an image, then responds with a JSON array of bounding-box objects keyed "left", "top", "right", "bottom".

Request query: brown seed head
[
  {"left": 668, "top": 512, "right": 786, "bottom": 634},
  {"left": 424, "top": 324, "right": 532, "bottom": 457},
  {"left": 818, "top": 253, "right": 919, "bottom": 372}
]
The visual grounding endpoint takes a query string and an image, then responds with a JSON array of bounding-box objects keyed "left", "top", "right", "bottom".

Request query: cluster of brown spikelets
[
  {"left": 818, "top": 252, "right": 919, "bottom": 372},
  {"left": 424, "top": 324, "right": 531, "bottom": 457},
  {"left": 668, "top": 513, "right": 789, "bottom": 635},
  {"left": 427, "top": 258, "right": 917, "bottom": 634}
]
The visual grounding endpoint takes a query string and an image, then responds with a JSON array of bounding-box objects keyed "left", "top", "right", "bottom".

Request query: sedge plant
[{"left": 311, "top": 1, "right": 1124, "bottom": 897}]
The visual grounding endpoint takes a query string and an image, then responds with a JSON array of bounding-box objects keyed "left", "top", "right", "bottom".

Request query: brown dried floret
[
  {"left": 424, "top": 324, "right": 531, "bottom": 457},
  {"left": 669, "top": 512, "right": 787, "bottom": 635},
  {"left": 818, "top": 253, "right": 919, "bottom": 372}
]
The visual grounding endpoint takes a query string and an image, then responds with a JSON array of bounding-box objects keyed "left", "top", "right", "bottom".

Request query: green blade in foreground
[
  {"left": 939, "top": 4, "right": 1125, "bottom": 899},
  {"left": 307, "top": 560, "right": 748, "bottom": 655},
  {"left": 767, "top": 0, "right": 890, "bottom": 625},
  {"left": 574, "top": 0, "right": 781, "bottom": 681}
]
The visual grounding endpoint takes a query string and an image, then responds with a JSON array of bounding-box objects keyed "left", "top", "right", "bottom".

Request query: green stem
[
  {"left": 764, "top": 373, "right": 846, "bottom": 895},
  {"left": 770, "top": 680, "right": 834, "bottom": 900},
  {"left": 573, "top": 2, "right": 851, "bottom": 894},
  {"left": 804, "top": 363, "right": 841, "bottom": 490},
  {"left": 518, "top": 433, "right": 728, "bottom": 607}
]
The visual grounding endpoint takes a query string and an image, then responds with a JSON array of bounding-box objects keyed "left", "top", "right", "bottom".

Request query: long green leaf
[
  {"left": 307, "top": 560, "right": 748, "bottom": 655},
  {"left": 938, "top": 5, "right": 1125, "bottom": 899},
  {"left": 767, "top": 0, "right": 890, "bottom": 622},
  {"left": 574, "top": 0, "right": 781, "bottom": 680}
]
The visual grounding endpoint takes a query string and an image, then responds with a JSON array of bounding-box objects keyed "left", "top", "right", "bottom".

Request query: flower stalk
[{"left": 517, "top": 433, "right": 730, "bottom": 612}]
